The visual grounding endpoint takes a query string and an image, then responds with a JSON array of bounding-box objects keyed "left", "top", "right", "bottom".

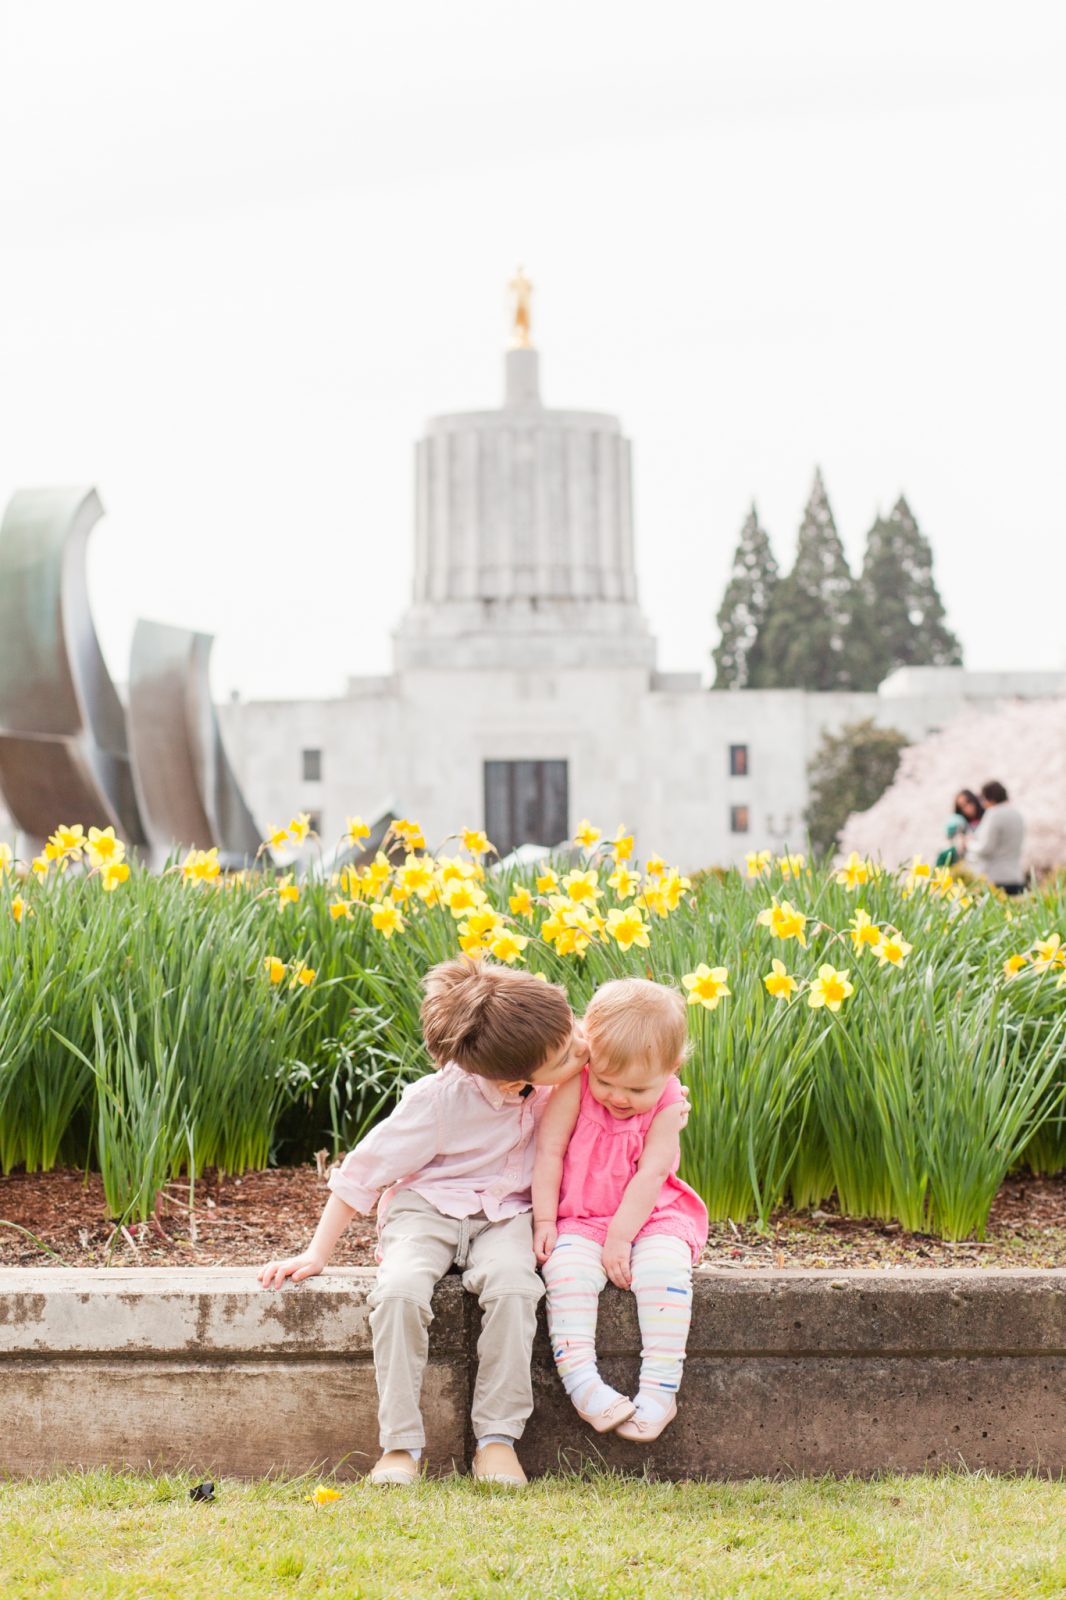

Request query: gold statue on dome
[{"left": 508, "top": 265, "right": 533, "bottom": 349}]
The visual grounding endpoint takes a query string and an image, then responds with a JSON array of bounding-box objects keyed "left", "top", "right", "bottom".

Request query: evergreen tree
[
  {"left": 850, "top": 496, "right": 962, "bottom": 686},
  {"left": 711, "top": 504, "right": 779, "bottom": 688},
  {"left": 755, "top": 469, "right": 859, "bottom": 690}
]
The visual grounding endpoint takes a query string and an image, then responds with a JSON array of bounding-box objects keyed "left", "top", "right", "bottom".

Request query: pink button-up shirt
[{"left": 327, "top": 1063, "right": 548, "bottom": 1223}]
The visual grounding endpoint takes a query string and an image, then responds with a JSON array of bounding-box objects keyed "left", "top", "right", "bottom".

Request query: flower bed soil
[{"left": 2, "top": 1166, "right": 1065, "bottom": 1270}]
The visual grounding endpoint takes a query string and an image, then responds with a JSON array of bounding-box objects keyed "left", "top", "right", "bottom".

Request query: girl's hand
[
  {"left": 678, "top": 1084, "right": 691, "bottom": 1128},
  {"left": 257, "top": 1250, "right": 326, "bottom": 1290},
  {"left": 533, "top": 1220, "right": 558, "bottom": 1263},
  {"left": 602, "top": 1235, "right": 633, "bottom": 1289}
]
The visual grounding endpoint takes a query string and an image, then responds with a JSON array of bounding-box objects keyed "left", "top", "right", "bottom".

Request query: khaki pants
[{"left": 368, "top": 1190, "right": 544, "bottom": 1451}]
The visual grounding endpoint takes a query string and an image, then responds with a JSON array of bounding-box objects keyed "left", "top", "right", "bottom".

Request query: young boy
[{"left": 258, "top": 957, "right": 587, "bottom": 1488}]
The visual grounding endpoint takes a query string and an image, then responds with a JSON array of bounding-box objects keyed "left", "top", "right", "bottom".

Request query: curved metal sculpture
[
  {"left": 0, "top": 487, "right": 146, "bottom": 845},
  {"left": 128, "top": 620, "right": 261, "bottom": 869}
]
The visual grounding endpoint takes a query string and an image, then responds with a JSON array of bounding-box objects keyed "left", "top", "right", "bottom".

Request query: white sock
[
  {"left": 392, "top": 1446, "right": 422, "bottom": 1462},
  {"left": 563, "top": 1363, "right": 629, "bottom": 1416},
  {"left": 632, "top": 1388, "right": 674, "bottom": 1420},
  {"left": 477, "top": 1434, "right": 515, "bottom": 1450}
]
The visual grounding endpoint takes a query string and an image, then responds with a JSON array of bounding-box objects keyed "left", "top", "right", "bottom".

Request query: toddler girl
[{"left": 533, "top": 977, "right": 708, "bottom": 1442}]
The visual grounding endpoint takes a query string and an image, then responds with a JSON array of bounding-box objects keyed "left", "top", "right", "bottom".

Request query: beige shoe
[
  {"left": 573, "top": 1391, "right": 636, "bottom": 1433},
  {"left": 369, "top": 1449, "right": 420, "bottom": 1486},
  {"left": 471, "top": 1442, "right": 527, "bottom": 1487},
  {"left": 615, "top": 1398, "right": 677, "bottom": 1442}
]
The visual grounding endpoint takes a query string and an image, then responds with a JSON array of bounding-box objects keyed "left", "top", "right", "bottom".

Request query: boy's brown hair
[
  {"left": 583, "top": 977, "right": 690, "bottom": 1078},
  {"left": 421, "top": 957, "right": 573, "bottom": 1081}
]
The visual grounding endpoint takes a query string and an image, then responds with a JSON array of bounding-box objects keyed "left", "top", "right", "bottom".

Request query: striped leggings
[{"left": 542, "top": 1232, "right": 694, "bottom": 1397}]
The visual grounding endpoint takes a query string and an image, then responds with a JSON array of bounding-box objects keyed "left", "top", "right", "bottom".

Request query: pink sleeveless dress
[{"left": 556, "top": 1069, "right": 708, "bottom": 1262}]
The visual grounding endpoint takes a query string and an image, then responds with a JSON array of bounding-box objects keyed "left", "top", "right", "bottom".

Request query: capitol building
[{"left": 215, "top": 279, "right": 1066, "bottom": 871}]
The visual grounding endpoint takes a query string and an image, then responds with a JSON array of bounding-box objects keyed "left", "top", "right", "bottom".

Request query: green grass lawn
[{"left": 0, "top": 1470, "right": 1063, "bottom": 1599}]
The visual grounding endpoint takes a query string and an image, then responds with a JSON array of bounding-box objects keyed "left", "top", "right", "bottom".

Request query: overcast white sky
[{"left": 1, "top": 2, "right": 1064, "bottom": 699}]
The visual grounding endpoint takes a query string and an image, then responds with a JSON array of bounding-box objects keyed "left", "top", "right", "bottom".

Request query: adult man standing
[{"left": 969, "top": 780, "right": 1026, "bottom": 895}]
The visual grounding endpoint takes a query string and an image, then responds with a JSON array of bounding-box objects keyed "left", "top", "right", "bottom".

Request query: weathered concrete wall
[{"left": 2, "top": 1268, "right": 1064, "bottom": 1478}]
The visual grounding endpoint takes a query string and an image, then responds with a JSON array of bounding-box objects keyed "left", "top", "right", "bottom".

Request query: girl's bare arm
[{"left": 531, "top": 1074, "right": 582, "bottom": 1261}]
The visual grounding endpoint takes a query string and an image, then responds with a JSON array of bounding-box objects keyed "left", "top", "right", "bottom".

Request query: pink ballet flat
[
  {"left": 573, "top": 1394, "right": 637, "bottom": 1433},
  {"left": 615, "top": 1398, "right": 677, "bottom": 1442}
]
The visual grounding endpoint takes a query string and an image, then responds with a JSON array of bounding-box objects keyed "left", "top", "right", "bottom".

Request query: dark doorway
[{"left": 484, "top": 760, "right": 569, "bottom": 858}]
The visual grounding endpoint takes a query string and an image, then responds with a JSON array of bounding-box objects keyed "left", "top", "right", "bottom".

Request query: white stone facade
[{"left": 217, "top": 339, "right": 1066, "bottom": 871}]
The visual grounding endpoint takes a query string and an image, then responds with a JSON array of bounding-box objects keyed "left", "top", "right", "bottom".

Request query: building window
[
  {"left": 729, "top": 743, "right": 749, "bottom": 777},
  {"left": 302, "top": 748, "right": 322, "bottom": 782},
  {"left": 730, "top": 805, "right": 750, "bottom": 834},
  {"left": 484, "top": 760, "right": 569, "bottom": 860}
]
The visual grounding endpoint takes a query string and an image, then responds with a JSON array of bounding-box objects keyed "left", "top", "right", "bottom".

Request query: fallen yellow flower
[{"left": 309, "top": 1485, "right": 342, "bottom": 1505}]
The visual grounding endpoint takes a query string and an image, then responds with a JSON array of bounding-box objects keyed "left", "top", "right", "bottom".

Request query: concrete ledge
[{"left": 1, "top": 1268, "right": 1064, "bottom": 1478}]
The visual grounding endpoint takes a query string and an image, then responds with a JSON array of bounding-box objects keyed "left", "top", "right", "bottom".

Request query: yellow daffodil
[
  {"left": 365, "top": 853, "right": 392, "bottom": 895},
  {"left": 1031, "top": 934, "right": 1066, "bottom": 972},
  {"left": 807, "top": 964, "right": 854, "bottom": 1012},
  {"left": 835, "top": 852, "right": 869, "bottom": 891},
  {"left": 288, "top": 813, "right": 312, "bottom": 845},
  {"left": 756, "top": 898, "right": 808, "bottom": 947},
  {"left": 276, "top": 877, "right": 299, "bottom": 910},
  {"left": 345, "top": 816, "right": 370, "bottom": 848},
  {"left": 330, "top": 899, "right": 353, "bottom": 920},
  {"left": 909, "top": 856, "right": 931, "bottom": 879},
  {"left": 574, "top": 819, "right": 602, "bottom": 850},
  {"left": 291, "top": 965, "right": 316, "bottom": 988},
  {"left": 873, "top": 932, "right": 912, "bottom": 967},
  {"left": 31, "top": 853, "right": 50, "bottom": 878},
  {"left": 461, "top": 828, "right": 491, "bottom": 857},
  {"left": 87, "top": 826, "right": 124, "bottom": 868},
  {"left": 11, "top": 894, "right": 31, "bottom": 924},
  {"left": 658, "top": 871, "right": 692, "bottom": 912},
  {"left": 536, "top": 867, "right": 559, "bottom": 894},
  {"left": 640, "top": 883, "right": 669, "bottom": 918},
  {"left": 682, "top": 963, "right": 731, "bottom": 1010},
  {"left": 763, "top": 958, "right": 798, "bottom": 1001},
  {"left": 0, "top": 843, "right": 12, "bottom": 876},
  {"left": 610, "top": 827, "right": 634, "bottom": 863},
  {"left": 490, "top": 930, "right": 528, "bottom": 965},
  {"left": 457, "top": 909, "right": 504, "bottom": 955},
  {"left": 777, "top": 853, "right": 806, "bottom": 879},
  {"left": 929, "top": 866, "right": 955, "bottom": 897},
  {"left": 181, "top": 847, "right": 221, "bottom": 885},
  {"left": 744, "top": 850, "right": 772, "bottom": 879},
  {"left": 371, "top": 901, "right": 405, "bottom": 938},
  {"left": 1003, "top": 953, "right": 1028, "bottom": 978},
  {"left": 399, "top": 854, "right": 436, "bottom": 900},
  {"left": 100, "top": 860, "right": 130, "bottom": 893},
  {"left": 264, "top": 955, "right": 286, "bottom": 984},
  {"left": 392, "top": 818, "right": 426, "bottom": 852},
  {"left": 607, "top": 864, "right": 640, "bottom": 900},
  {"left": 644, "top": 854, "right": 666, "bottom": 879},
  {"left": 563, "top": 869, "right": 600, "bottom": 905},
  {"left": 848, "top": 909, "right": 882, "bottom": 952},
  {"left": 443, "top": 879, "right": 486, "bottom": 918},
  {"left": 605, "top": 906, "right": 650, "bottom": 951},
  {"left": 48, "top": 823, "right": 86, "bottom": 863},
  {"left": 509, "top": 886, "right": 534, "bottom": 917},
  {"left": 309, "top": 1485, "right": 342, "bottom": 1505},
  {"left": 265, "top": 824, "right": 290, "bottom": 850}
]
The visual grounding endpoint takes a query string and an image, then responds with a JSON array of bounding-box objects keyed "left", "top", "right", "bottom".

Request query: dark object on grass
[{"left": 189, "top": 1480, "right": 216, "bottom": 1503}]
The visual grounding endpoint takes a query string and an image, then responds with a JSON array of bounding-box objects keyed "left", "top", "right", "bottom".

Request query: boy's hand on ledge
[
  {"left": 602, "top": 1235, "right": 633, "bottom": 1290},
  {"left": 257, "top": 1251, "right": 326, "bottom": 1290},
  {"left": 533, "top": 1220, "right": 558, "bottom": 1263}
]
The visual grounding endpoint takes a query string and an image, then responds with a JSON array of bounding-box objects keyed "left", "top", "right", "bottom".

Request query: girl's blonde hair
[{"left": 583, "top": 977, "right": 690, "bottom": 1078}]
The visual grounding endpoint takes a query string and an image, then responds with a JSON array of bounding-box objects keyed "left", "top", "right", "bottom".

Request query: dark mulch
[{"left": 2, "top": 1166, "right": 1065, "bottom": 1271}]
